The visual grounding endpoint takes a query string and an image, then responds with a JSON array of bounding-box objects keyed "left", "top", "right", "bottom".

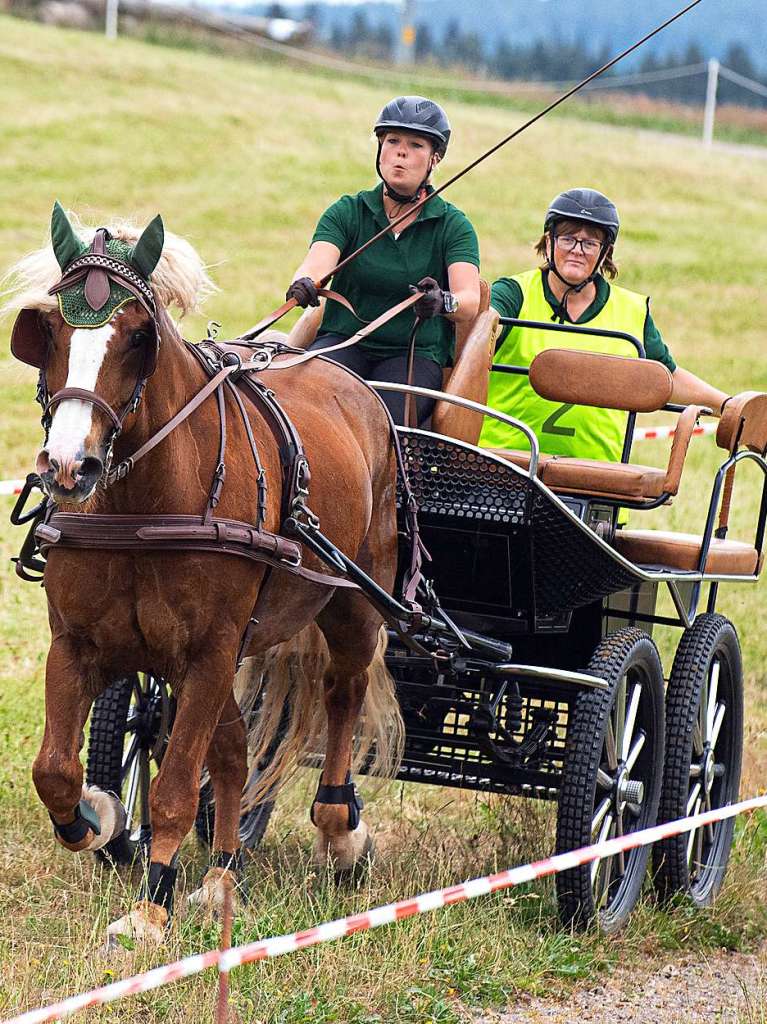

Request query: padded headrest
[
  {"left": 717, "top": 391, "right": 767, "bottom": 454},
  {"left": 529, "top": 349, "right": 673, "bottom": 412}
]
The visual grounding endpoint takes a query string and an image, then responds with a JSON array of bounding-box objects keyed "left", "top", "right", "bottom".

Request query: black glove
[
  {"left": 409, "top": 276, "right": 446, "bottom": 319},
  {"left": 286, "top": 276, "right": 320, "bottom": 308}
]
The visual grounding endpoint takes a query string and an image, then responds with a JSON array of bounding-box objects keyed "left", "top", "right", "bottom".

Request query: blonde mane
[{"left": 0, "top": 210, "right": 218, "bottom": 319}]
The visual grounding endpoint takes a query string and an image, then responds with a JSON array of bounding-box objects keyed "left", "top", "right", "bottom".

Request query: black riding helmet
[
  {"left": 373, "top": 96, "right": 451, "bottom": 203},
  {"left": 545, "top": 188, "right": 620, "bottom": 243},
  {"left": 543, "top": 188, "right": 619, "bottom": 317}
]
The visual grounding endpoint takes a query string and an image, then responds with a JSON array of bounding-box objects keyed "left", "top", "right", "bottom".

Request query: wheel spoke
[
  {"left": 614, "top": 677, "right": 627, "bottom": 765},
  {"left": 120, "top": 733, "right": 140, "bottom": 780},
  {"left": 625, "top": 731, "right": 646, "bottom": 773},
  {"left": 123, "top": 751, "right": 142, "bottom": 831},
  {"left": 704, "top": 791, "right": 715, "bottom": 844},
  {"left": 591, "top": 813, "right": 614, "bottom": 883},
  {"left": 592, "top": 796, "right": 612, "bottom": 835},
  {"left": 605, "top": 719, "right": 618, "bottom": 771},
  {"left": 621, "top": 682, "right": 642, "bottom": 762},
  {"left": 692, "top": 720, "right": 705, "bottom": 757},
  {"left": 695, "top": 812, "right": 705, "bottom": 872},
  {"left": 687, "top": 781, "right": 702, "bottom": 816},
  {"left": 710, "top": 703, "right": 726, "bottom": 750},
  {"left": 615, "top": 811, "right": 626, "bottom": 877},
  {"left": 687, "top": 798, "right": 703, "bottom": 866},
  {"left": 596, "top": 768, "right": 613, "bottom": 790},
  {"left": 689, "top": 762, "right": 702, "bottom": 778},
  {"left": 706, "top": 660, "right": 720, "bottom": 741}
]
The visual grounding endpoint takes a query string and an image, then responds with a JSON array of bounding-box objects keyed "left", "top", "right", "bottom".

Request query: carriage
[{"left": 14, "top": 289, "right": 763, "bottom": 936}]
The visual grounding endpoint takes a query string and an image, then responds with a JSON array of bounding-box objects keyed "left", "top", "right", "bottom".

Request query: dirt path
[{"left": 473, "top": 945, "right": 767, "bottom": 1023}]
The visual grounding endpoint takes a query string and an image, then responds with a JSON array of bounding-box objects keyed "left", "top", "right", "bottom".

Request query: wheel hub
[{"left": 615, "top": 766, "right": 644, "bottom": 813}]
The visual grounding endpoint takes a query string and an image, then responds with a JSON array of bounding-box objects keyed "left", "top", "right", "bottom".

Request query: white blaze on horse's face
[{"left": 36, "top": 324, "right": 114, "bottom": 498}]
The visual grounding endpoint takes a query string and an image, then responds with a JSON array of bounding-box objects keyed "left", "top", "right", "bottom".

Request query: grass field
[{"left": 0, "top": 13, "right": 766, "bottom": 1022}]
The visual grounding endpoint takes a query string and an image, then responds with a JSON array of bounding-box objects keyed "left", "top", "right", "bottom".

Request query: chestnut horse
[{"left": 5, "top": 205, "right": 403, "bottom": 944}]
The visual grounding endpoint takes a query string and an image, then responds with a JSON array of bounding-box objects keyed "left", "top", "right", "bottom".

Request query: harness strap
[
  {"left": 106, "top": 362, "right": 237, "bottom": 485},
  {"left": 47, "top": 387, "right": 123, "bottom": 432}
]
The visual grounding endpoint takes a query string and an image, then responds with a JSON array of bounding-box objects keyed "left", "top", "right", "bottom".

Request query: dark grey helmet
[
  {"left": 374, "top": 96, "right": 451, "bottom": 156},
  {"left": 545, "top": 188, "right": 620, "bottom": 243}
]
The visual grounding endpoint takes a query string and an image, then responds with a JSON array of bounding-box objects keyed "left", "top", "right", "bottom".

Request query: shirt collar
[
  {"left": 542, "top": 269, "right": 610, "bottom": 323},
  {"left": 361, "top": 183, "right": 446, "bottom": 223}
]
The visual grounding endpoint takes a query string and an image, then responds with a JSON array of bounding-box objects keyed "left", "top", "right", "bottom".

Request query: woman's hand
[
  {"left": 409, "top": 276, "right": 452, "bottom": 318},
  {"left": 286, "top": 276, "right": 320, "bottom": 308}
]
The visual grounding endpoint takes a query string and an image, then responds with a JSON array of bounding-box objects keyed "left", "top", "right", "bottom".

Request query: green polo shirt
[
  {"left": 491, "top": 271, "right": 676, "bottom": 371},
  {"left": 311, "top": 183, "right": 480, "bottom": 367}
]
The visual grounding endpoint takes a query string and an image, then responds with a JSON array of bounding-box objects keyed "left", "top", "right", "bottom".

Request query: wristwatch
[{"left": 442, "top": 291, "right": 459, "bottom": 316}]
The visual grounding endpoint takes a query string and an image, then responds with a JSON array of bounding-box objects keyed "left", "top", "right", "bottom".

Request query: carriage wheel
[
  {"left": 652, "top": 614, "right": 743, "bottom": 907},
  {"left": 555, "top": 627, "right": 665, "bottom": 933},
  {"left": 86, "top": 673, "right": 172, "bottom": 866}
]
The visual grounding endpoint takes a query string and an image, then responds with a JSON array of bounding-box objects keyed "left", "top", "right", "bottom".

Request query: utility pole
[
  {"left": 105, "top": 0, "right": 119, "bottom": 39},
  {"left": 397, "top": 0, "right": 415, "bottom": 65},
  {"left": 702, "top": 57, "right": 719, "bottom": 147}
]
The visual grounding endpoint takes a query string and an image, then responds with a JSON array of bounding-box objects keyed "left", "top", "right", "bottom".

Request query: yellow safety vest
[{"left": 479, "top": 269, "right": 649, "bottom": 460}]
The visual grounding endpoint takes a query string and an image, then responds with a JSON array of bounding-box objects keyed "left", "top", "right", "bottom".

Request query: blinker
[{"left": 10, "top": 308, "right": 48, "bottom": 369}]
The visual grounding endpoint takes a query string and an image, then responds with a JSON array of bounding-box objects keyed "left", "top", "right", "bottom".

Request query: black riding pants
[{"left": 308, "top": 333, "right": 443, "bottom": 427}]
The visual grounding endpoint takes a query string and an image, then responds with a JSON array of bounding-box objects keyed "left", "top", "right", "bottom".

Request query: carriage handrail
[{"left": 369, "top": 382, "right": 541, "bottom": 478}]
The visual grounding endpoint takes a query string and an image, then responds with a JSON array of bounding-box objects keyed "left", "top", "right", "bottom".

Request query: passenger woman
[
  {"left": 286, "top": 96, "right": 481, "bottom": 426},
  {"left": 480, "top": 188, "right": 729, "bottom": 457}
]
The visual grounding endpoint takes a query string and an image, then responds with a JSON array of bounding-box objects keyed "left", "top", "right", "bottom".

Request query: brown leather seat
[
  {"left": 492, "top": 449, "right": 667, "bottom": 501},
  {"left": 615, "top": 529, "right": 761, "bottom": 575}
]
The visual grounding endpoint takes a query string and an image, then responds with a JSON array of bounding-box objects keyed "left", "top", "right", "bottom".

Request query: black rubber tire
[
  {"left": 652, "top": 614, "right": 743, "bottom": 907},
  {"left": 556, "top": 627, "right": 665, "bottom": 934},
  {"left": 86, "top": 674, "right": 172, "bottom": 866}
]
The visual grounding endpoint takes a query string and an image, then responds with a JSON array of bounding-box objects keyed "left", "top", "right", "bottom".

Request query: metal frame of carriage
[{"left": 11, "top": 317, "right": 766, "bottom": 933}]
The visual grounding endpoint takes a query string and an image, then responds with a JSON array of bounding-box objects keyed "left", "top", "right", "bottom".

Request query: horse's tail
[{"left": 236, "top": 624, "right": 404, "bottom": 812}]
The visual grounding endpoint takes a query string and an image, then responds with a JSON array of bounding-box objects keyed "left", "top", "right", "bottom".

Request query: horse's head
[{"left": 7, "top": 203, "right": 214, "bottom": 504}]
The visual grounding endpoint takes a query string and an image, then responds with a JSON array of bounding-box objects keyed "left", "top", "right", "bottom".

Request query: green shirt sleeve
[
  {"left": 443, "top": 211, "right": 480, "bottom": 269},
  {"left": 644, "top": 304, "right": 676, "bottom": 373},
  {"left": 490, "top": 277, "right": 524, "bottom": 350},
  {"left": 310, "top": 195, "right": 355, "bottom": 251}
]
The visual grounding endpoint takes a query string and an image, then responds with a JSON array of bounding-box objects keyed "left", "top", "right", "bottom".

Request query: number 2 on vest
[{"left": 542, "top": 403, "right": 576, "bottom": 437}]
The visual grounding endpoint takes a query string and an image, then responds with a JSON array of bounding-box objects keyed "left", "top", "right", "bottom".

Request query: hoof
[
  {"left": 313, "top": 819, "right": 375, "bottom": 878},
  {"left": 187, "top": 867, "right": 242, "bottom": 917},
  {"left": 55, "top": 786, "right": 127, "bottom": 853},
  {"left": 105, "top": 901, "right": 168, "bottom": 950}
]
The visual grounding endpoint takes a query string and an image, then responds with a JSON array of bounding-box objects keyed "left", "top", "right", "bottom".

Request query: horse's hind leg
[
  {"left": 187, "top": 692, "right": 248, "bottom": 914},
  {"left": 313, "top": 597, "right": 383, "bottom": 875}
]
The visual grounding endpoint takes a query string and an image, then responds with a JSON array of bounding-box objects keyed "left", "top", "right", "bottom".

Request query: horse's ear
[
  {"left": 50, "top": 201, "right": 83, "bottom": 271},
  {"left": 131, "top": 215, "right": 165, "bottom": 280}
]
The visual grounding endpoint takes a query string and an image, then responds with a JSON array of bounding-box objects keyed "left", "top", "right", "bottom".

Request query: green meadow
[{"left": 0, "top": 14, "right": 765, "bottom": 1021}]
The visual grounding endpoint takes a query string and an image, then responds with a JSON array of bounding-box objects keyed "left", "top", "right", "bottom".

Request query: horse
[{"left": 4, "top": 203, "right": 404, "bottom": 944}]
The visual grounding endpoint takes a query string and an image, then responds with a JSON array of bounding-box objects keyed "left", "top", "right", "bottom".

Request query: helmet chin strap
[
  {"left": 376, "top": 145, "right": 437, "bottom": 205},
  {"left": 546, "top": 229, "right": 609, "bottom": 321}
]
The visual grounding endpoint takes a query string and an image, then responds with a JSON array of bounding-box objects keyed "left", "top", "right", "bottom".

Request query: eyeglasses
[{"left": 554, "top": 234, "right": 603, "bottom": 256}]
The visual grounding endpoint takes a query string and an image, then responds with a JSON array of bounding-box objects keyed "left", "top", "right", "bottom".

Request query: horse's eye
[{"left": 130, "top": 329, "right": 152, "bottom": 348}]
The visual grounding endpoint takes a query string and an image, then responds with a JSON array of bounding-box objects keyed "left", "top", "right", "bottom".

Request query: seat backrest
[
  {"left": 529, "top": 348, "right": 673, "bottom": 413},
  {"left": 431, "top": 302, "right": 499, "bottom": 444}
]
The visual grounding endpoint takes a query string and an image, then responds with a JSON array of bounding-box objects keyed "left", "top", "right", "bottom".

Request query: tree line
[{"left": 263, "top": 4, "right": 767, "bottom": 110}]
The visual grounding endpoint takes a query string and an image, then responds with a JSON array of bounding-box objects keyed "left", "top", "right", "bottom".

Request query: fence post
[
  {"left": 397, "top": 0, "right": 416, "bottom": 64},
  {"left": 702, "top": 57, "right": 719, "bottom": 146},
  {"left": 105, "top": 0, "right": 119, "bottom": 40}
]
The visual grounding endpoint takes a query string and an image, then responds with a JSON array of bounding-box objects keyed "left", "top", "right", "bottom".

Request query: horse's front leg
[
  {"left": 32, "top": 636, "right": 125, "bottom": 854},
  {"left": 106, "top": 650, "right": 236, "bottom": 946},
  {"left": 187, "top": 692, "right": 248, "bottom": 915}
]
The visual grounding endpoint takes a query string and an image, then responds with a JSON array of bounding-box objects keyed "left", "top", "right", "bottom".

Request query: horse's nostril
[{"left": 77, "top": 456, "right": 104, "bottom": 483}]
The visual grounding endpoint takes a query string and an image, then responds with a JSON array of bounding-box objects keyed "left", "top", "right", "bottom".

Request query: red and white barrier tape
[
  {"left": 0, "top": 422, "right": 719, "bottom": 499},
  {"left": 633, "top": 421, "right": 717, "bottom": 442},
  {"left": 4, "top": 793, "right": 766, "bottom": 1024}
]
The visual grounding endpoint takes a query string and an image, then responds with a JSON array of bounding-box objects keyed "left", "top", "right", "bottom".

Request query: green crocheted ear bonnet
[{"left": 49, "top": 201, "right": 164, "bottom": 328}]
